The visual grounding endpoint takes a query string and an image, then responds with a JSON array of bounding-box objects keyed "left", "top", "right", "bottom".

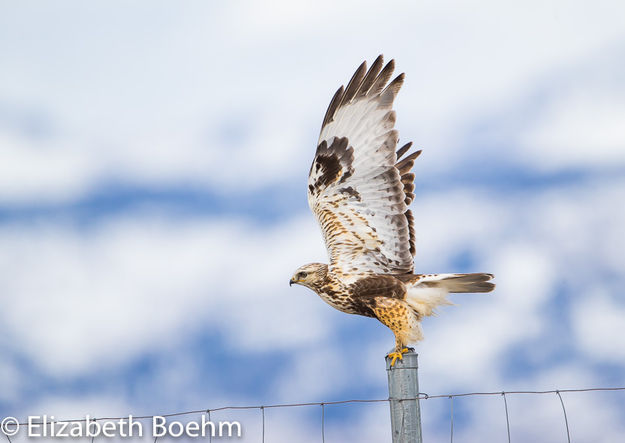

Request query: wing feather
[
  {"left": 396, "top": 141, "right": 413, "bottom": 160},
  {"left": 356, "top": 55, "right": 384, "bottom": 99},
  {"left": 339, "top": 61, "right": 367, "bottom": 108},
  {"left": 308, "top": 56, "right": 421, "bottom": 280},
  {"left": 321, "top": 86, "right": 344, "bottom": 129}
]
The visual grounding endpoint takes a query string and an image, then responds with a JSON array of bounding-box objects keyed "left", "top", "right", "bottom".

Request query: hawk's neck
[{"left": 318, "top": 269, "right": 345, "bottom": 292}]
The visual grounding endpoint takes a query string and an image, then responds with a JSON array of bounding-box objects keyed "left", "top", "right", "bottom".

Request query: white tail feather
[{"left": 404, "top": 273, "right": 494, "bottom": 317}]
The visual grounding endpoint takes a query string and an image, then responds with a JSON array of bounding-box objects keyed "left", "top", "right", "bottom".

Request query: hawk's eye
[{"left": 298, "top": 272, "right": 308, "bottom": 279}]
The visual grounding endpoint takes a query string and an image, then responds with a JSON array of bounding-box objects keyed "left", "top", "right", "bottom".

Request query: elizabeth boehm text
[{"left": 1, "top": 415, "right": 242, "bottom": 438}]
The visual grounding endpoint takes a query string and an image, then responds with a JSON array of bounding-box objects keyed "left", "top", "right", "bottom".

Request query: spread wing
[{"left": 308, "top": 55, "right": 421, "bottom": 280}]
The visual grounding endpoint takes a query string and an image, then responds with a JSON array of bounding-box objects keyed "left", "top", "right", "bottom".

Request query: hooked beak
[{"left": 289, "top": 278, "right": 295, "bottom": 286}]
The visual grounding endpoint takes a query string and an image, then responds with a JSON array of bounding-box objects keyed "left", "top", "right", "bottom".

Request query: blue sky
[{"left": 1, "top": 1, "right": 625, "bottom": 441}]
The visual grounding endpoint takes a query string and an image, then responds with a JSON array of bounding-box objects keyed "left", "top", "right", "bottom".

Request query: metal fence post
[{"left": 386, "top": 351, "right": 422, "bottom": 443}]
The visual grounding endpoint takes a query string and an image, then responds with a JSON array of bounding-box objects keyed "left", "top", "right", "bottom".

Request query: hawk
[{"left": 289, "top": 56, "right": 494, "bottom": 366}]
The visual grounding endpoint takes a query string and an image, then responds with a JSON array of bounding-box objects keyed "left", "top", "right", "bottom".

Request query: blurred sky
[{"left": 1, "top": 1, "right": 625, "bottom": 442}]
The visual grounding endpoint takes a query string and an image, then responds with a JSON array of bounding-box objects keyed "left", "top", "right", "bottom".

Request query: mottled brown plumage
[{"left": 290, "top": 56, "right": 495, "bottom": 365}]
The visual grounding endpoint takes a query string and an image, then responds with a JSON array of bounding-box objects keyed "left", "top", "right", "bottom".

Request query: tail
[{"left": 402, "top": 273, "right": 494, "bottom": 317}]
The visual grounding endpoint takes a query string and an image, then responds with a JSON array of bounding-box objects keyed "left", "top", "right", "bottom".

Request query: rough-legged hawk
[{"left": 289, "top": 55, "right": 494, "bottom": 366}]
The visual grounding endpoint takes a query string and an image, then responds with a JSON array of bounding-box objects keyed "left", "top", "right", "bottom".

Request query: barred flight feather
[{"left": 308, "top": 55, "right": 418, "bottom": 279}]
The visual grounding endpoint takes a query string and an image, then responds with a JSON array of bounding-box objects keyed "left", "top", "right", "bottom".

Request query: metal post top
[{"left": 385, "top": 351, "right": 419, "bottom": 370}]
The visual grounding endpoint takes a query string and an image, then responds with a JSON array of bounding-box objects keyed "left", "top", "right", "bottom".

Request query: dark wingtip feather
[
  {"left": 339, "top": 60, "right": 368, "bottom": 108},
  {"left": 396, "top": 142, "right": 413, "bottom": 160},
  {"left": 396, "top": 150, "right": 422, "bottom": 174},
  {"left": 321, "top": 57, "right": 405, "bottom": 132},
  {"left": 321, "top": 85, "right": 345, "bottom": 130},
  {"left": 357, "top": 55, "right": 384, "bottom": 98},
  {"left": 369, "top": 59, "right": 395, "bottom": 96},
  {"left": 380, "top": 73, "right": 405, "bottom": 107}
]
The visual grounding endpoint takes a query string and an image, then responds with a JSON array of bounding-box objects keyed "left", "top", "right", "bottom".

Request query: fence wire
[
  {"left": 502, "top": 392, "right": 511, "bottom": 443},
  {"left": 3, "top": 386, "right": 623, "bottom": 440},
  {"left": 555, "top": 390, "right": 572, "bottom": 443}
]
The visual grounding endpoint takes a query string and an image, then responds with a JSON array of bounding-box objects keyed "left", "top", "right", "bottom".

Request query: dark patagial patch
[
  {"left": 311, "top": 153, "right": 341, "bottom": 193},
  {"left": 309, "top": 137, "right": 354, "bottom": 195}
]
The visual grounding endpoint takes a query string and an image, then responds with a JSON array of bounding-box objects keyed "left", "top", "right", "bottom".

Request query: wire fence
[{"left": 3, "top": 387, "right": 624, "bottom": 442}]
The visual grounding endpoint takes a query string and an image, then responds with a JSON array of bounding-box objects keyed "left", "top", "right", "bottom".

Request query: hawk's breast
[{"left": 317, "top": 289, "right": 361, "bottom": 315}]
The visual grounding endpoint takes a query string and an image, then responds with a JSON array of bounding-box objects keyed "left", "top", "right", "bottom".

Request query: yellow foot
[{"left": 387, "top": 348, "right": 411, "bottom": 367}]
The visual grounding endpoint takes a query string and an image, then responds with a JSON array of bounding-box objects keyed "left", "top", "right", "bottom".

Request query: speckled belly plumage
[{"left": 317, "top": 290, "right": 361, "bottom": 315}]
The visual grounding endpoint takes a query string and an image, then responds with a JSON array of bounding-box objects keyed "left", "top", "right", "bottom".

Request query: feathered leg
[{"left": 369, "top": 297, "right": 423, "bottom": 367}]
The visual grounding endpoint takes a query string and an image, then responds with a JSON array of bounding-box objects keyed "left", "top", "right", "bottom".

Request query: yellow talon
[
  {"left": 388, "top": 352, "right": 402, "bottom": 367},
  {"left": 387, "top": 348, "right": 411, "bottom": 367}
]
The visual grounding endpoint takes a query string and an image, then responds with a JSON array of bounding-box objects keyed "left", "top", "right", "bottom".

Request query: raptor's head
[{"left": 289, "top": 263, "right": 328, "bottom": 290}]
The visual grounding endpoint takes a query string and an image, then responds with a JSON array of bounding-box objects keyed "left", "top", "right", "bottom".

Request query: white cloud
[
  {"left": 0, "top": 133, "right": 98, "bottom": 204},
  {"left": 520, "top": 87, "right": 625, "bottom": 170},
  {"left": 571, "top": 291, "right": 625, "bottom": 364},
  {"left": 0, "top": 213, "right": 329, "bottom": 376}
]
